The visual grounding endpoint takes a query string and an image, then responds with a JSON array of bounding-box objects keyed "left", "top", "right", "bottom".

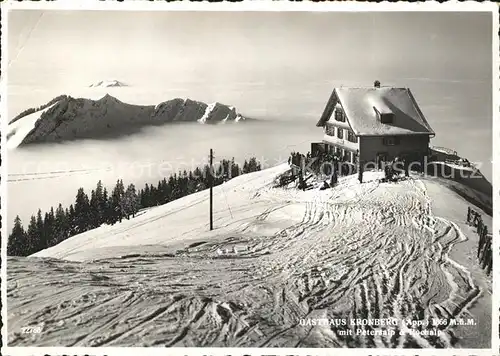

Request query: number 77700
[{"left": 20, "top": 326, "right": 43, "bottom": 334}]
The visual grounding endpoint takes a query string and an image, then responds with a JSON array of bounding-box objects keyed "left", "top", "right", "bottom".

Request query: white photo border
[{"left": 1, "top": 1, "right": 498, "bottom": 356}]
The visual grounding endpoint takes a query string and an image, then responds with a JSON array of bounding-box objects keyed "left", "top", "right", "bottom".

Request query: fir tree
[
  {"left": 54, "top": 203, "right": 69, "bottom": 245},
  {"left": 74, "top": 188, "right": 91, "bottom": 233},
  {"left": 117, "top": 179, "right": 126, "bottom": 217},
  {"left": 26, "top": 215, "right": 38, "bottom": 255},
  {"left": 231, "top": 157, "right": 240, "bottom": 178},
  {"left": 179, "top": 170, "right": 189, "bottom": 196},
  {"left": 250, "top": 157, "right": 261, "bottom": 171},
  {"left": 7, "top": 216, "right": 28, "bottom": 256},
  {"left": 159, "top": 178, "right": 169, "bottom": 204},
  {"left": 242, "top": 157, "right": 261, "bottom": 173},
  {"left": 193, "top": 167, "right": 203, "bottom": 181},
  {"left": 102, "top": 187, "right": 111, "bottom": 224},
  {"left": 95, "top": 180, "right": 106, "bottom": 225},
  {"left": 187, "top": 175, "right": 197, "bottom": 194},
  {"left": 138, "top": 188, "right": 144, "bottom": 208},
  {"left": 89, "top": 189, "right": 100, "bottom": 229},
  {"left": 110, "top": 179, "right": 125, "bottom": 223},
  {"left": 124, "top": 184, "right": 140, "bottom": 219},
  {"left": 68, "top": 204, "right": 77, "bottom": 235},
  {"left": 36, "top": 209, "right": 47, "bottom": 251},
  {"left": 168, "top": 176, "right": 176, "bottom": 201},
  {"left": 142, "top": 184, "right": 151, "bottom": 207},
  {"left": 149, "top": 185, "right": 158, "bottom": 206},
  {"left": 44, "top": 207, "right": 56, "bottom": 247}
]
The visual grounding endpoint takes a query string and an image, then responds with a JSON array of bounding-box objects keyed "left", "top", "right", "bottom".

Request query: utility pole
[{"left": 209, "top": 148, "right": 214, "bottom": 231}]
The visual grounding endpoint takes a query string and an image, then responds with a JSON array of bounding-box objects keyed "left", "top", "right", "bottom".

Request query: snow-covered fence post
[
  {"left": 471, "top": 210, "right": 479, "bottom": 228},
  {"left": 479, "top": 246, "right": 483, "bottom": 266},
  {"left": 477, "top": 216, "right": 484, "bottom": 259},
  {"left": 485, "top": 238, "right": 492, "bottom": 275},
  {"left": 470, "top": 207, "right": 492, "bottom": 274},
  {"left": 478, "top": 231, "right": 483, "bottom": 258},
  {"left": 480, "top": 227, "right": 490, "bottom": 270},
  {"left": 481, "top": 242, "right": 491, "bottom": 270}
]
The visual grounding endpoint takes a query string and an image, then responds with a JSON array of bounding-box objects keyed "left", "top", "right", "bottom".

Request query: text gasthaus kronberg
[{"left": 298, "top": 317, "right": 475, "bottom": 335}]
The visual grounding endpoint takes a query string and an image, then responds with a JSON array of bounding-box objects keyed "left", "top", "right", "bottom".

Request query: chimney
[{"left": 374, "top": 80, "right": 381, "bottom": 88}]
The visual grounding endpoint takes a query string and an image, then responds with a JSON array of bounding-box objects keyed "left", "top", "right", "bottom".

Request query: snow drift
[
  {"left": 7, "top": 95, "right": 246, "bottom": 148},
  {"left": 7, "top": 165, "right": 492, "bottom": 348}
]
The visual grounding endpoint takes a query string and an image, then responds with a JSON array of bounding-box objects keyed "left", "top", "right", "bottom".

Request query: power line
[{"left": 220, "top": 184, "right": 234, "bottom": 219}]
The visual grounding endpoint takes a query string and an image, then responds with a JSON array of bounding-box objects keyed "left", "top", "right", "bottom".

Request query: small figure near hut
[
  {"left": 381, "top": 156, "right": 408, "bottom": 182},
  {"left": 384, "top": 162, "right": 394, "bottom": 181},
  {"left": 404, "top": 158, "right": 409, "bottom": 177},
  {"left": 392, "top": 156, "right": 402, "bottom": 179},
  {"left": 320, "top": 180, "right": 330, "bottom": 191},
  {"left": 330, "top": 169, "right": 338, "bottom": 186}
]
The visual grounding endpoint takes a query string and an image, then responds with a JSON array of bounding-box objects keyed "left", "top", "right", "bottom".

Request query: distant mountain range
[
  {"left": 89, "top": 80, "right": 128, "bottom": 88},
  {"left": 7, "top": 94, "right": 246, "bottom": 148}
]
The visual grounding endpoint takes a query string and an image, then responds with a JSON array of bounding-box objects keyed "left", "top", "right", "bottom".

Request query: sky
[{"left": 8, "top": 11, "right": 491, "bottom": 89}]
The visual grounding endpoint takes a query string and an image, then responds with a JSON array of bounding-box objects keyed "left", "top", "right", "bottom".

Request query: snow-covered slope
[
  {"left": 197, "top": 102, "right": 242, "bottom": 124},
  {"left": 8, "top": 166, "right": 491, "bottom": 347},
  {"left": 7, "top": 95, "right": 246, "bottom": 147},
  {"left": 6, "top": 103, "right": 59, "bottom": 149}
]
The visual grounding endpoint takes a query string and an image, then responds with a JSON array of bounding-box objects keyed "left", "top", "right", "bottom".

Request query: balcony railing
[{"left": 323, "top": 134, "right": 359, "bottom": 151}]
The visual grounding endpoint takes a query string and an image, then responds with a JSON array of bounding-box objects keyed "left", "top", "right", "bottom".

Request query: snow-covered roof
[{"left": 317, "top": 87, "right": 435, "bottom": 136}]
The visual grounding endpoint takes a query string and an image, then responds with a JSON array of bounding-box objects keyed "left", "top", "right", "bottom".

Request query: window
[
  {"left": 337, "top": 127, "right": 344, "bottom": 139},
  {"left": 335, "top": 109, "right": 345, "bottom": 122},
  {"left": 383, "top": 137, "right": 400, "bottom": 146},
  {"left": 380, "top": 113, "right": 394, "bottom": 124},
  {"left": 347, "top": 131, "right": 358, "bottom": 143},
  {"left": 400, "top": 152, "right": 411, "bottom": 162},
  {"left": 344, "top": 151, "right": 352, "bottom": 163},
  {"left": 325, "top": 125, "right": 335, "bottom": 136},
  {"left": 373, "top": 107, "right": 394, "bottom": 124}
]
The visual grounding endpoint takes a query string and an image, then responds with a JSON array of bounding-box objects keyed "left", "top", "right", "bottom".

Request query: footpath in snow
[{"left": 7, "top": 165, "right": 491, "bottom": 347}]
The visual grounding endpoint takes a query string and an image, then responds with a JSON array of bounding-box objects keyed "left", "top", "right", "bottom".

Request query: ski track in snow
[{"left": 7, "top": 171, "right": 483, "bottom": 347}]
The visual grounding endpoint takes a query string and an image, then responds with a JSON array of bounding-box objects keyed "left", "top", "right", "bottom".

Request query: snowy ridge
[
  {"left": 14, "top": 165, "right": 490, "bottom": 347},
  {"left": 7, "top": 96, "right": 246, "bottom": 147}
]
